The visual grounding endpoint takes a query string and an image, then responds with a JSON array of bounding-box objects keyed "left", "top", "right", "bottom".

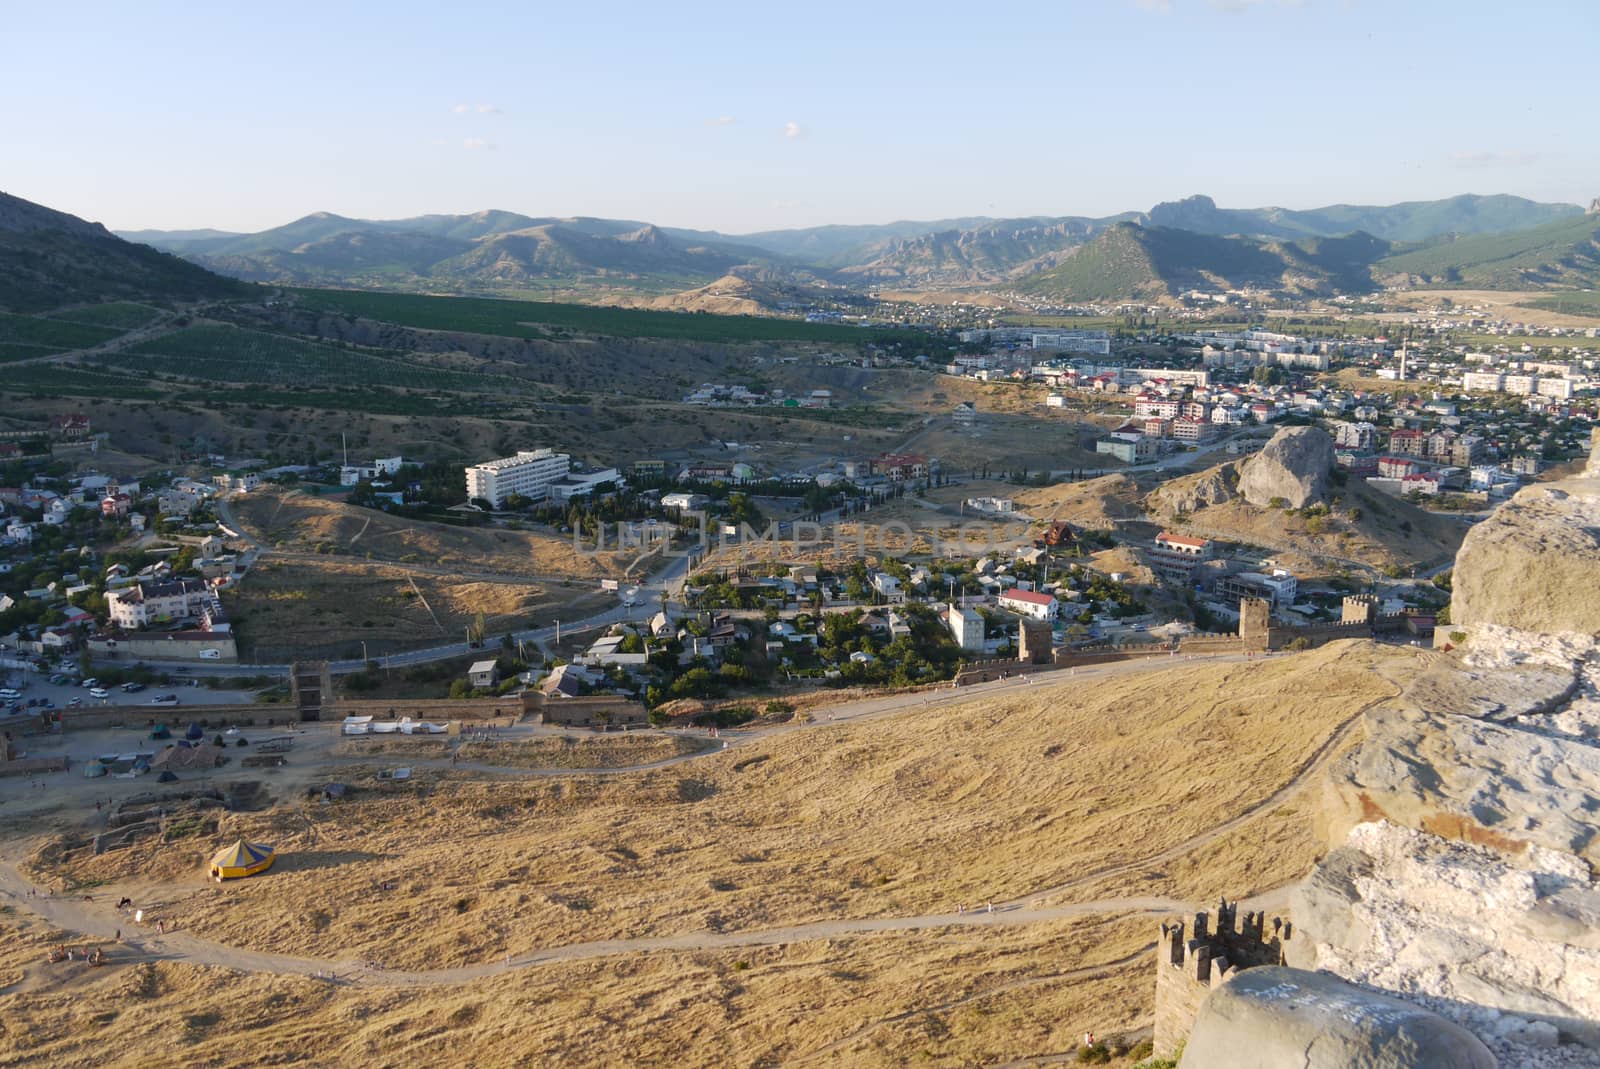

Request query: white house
[
  {"left": 340, "top": 456, "right": 405, "bottom": 486},
  {"left": 869, "top": 572, "right": 905, "bottom": 604},
  {"left": 661, "top": 492, "right": 710, "bottom": 511},
  {"left": 998, "top": 588, "right": 1058, "bottom": 621},
  {"left": 4, "top": 519, "right": 32, "bottom": 543}
]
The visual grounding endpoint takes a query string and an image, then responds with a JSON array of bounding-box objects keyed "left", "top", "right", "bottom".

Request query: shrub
[
  {"left": 1268, "top": 496, "right": 1289, "bottom": 509},
  {"left": 1076, "top": 1042, "right": 1111, "bottom": 1065}
]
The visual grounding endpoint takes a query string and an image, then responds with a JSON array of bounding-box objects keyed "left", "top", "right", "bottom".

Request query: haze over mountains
[
  {"left": 5, "top": 187, "right": 1595, "bottom": 315},
  {"left": 114, "top": 192, "right": 1596, "bottom": 302}
]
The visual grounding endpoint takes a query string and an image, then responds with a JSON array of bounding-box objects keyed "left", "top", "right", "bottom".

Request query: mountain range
[
  {"left": 4, "top": 189, "right": 1595, "bottom": 318},
  {"left": 116, "top": 193, "right": 1594, "bottom": 302}
]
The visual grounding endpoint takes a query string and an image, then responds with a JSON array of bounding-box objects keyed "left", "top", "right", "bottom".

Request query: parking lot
[{"left": 2, "top": 672, "right": 262, "bottom": 713}]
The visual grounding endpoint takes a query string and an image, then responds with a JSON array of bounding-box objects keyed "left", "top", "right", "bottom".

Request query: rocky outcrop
[
  {"left": 1283, "top": 427, "right": 1600, "bottom": 1065},
  {"left": 1236, "top": 426, "right": 1333, "bottom": 509},
  {"left": 1289, "top": 823, "right": 1600, "bottom": 1055},
  {"left": 1449, "top": 479, "right": 1600, "bottom": 637},
  {"left": 1148, "top": 461, "right": 1239, "bottom": 516},
  {"left": 1179, "top": 965, "right": 1495, "bottom": 1069}
]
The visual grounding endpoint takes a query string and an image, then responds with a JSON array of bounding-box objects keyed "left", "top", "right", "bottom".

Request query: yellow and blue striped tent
[{"left": 209, "top": 839, "right": 275, "bottom": 881}]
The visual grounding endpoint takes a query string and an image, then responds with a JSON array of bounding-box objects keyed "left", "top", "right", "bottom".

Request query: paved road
[{"left": 0, "top": 648, "right": 1360, "bottom": 991}]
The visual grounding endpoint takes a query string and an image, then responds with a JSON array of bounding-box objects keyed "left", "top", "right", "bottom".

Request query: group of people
[{"left": 47, "top": 944, "right": 106, "bottom": 966}]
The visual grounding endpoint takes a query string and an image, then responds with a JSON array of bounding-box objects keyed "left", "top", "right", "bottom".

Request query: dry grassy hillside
[
  {"left": 1145, "top": 461, "right": 1464, "bottom": 571},
  {"left": 4, "top": 641, "right": 1431, "bottom": 1066},
  {"left": 233, "top": 488, "right": 627, "bottom": 578},
  {"left": 222, "top": 558, "right": 606, "bottom": 660}
]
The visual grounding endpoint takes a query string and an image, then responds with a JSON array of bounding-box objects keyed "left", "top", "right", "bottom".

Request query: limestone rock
[
  {"left": 1236, "top": 426, "right": 1334, "bottom": 509},
  {"left": 1149, "top": 461, "right": 1239, "bottom": 516},
  {"left": 1328, "top": 701, "right": 1600, "bottom": 863},
  {"left": 1449, "top": 477, "right": 1600, "bottom": 636},
  {"left": 1290, "top": 822, "right": 1600, "bottom": 1050},
  {"left": 1179, "top": 965, "right": 1495, "bottom": 1069}
]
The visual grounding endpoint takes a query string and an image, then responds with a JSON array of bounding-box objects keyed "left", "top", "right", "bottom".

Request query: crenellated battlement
[{"left": 1153, "top": 897, "right": 1292, "bottom": 1057}]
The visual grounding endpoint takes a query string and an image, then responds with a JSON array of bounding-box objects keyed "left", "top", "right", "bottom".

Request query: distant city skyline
[{"left": 6, "top": 0, "right": 1595, "bottom": 234}]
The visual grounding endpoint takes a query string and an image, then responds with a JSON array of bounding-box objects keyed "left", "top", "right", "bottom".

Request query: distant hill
[
  {"left": 1139, "top": 193, "right": 1579, "bottom": 243},
  {"left": 0, "top": 191, "right": 248, "bottom": 312},
  {"left": 1376, "top": 212, "right": 1600, "bottom": 289},
  {"left": 1016, "top": 222, "right": 1394, "bottom": 301},
  {"left": 126, "top": 211, "right": 787, "bottom": 292}
]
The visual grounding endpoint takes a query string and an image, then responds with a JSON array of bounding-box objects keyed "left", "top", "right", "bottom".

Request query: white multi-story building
[
  {"left": 947, "top": 603, "right": 985, "bottom": 652},
  {"left": 107, "top": 577, "right": 227, "bottom": 631},
  {"left": 1537, "top": 377, "right": 1575, "bottom": 400},
  {"left": 1333, "top": 421, "right": 1377, "bottom": 451},
  {"left": 465, "top": 448, "right": 572, "bottom": 508},
  {"left": 1502, "top": 374, "right": 1538, "bottom": 396},
  {"left": 1461, "top": 370, "right": 1505, "bottom": 393}
]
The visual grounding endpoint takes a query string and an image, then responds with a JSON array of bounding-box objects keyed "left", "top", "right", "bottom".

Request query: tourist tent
[
  {"left": 149, "top": 725, "right": 171, "bottom": 740},
  {"left": 185, "top": 723, "right": 204, "bottom": 741},
  {"left": 208, "top": 840, "right": 275, "bottom": 881},
  {"left": 82, "top": 760, "right": 107, "bottom": 778}
]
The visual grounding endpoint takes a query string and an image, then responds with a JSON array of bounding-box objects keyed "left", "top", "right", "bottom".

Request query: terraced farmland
[
  {"left": 293, "top": 287, "right": 902, "bottom": 343},
  {"left": 120, "top": 323, "right": 526, "bottom": 393},
  {"left": 47, "top": 301, "right": 163, "bottom": 329},
  {"left": 0, "top": 311, "right": 125, "bottom": 351}
]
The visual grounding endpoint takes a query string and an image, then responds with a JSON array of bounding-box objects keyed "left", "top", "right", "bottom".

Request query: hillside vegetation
[
  {"left": 0, "top": 191, "right": 247, "bottom": 312},
  {"left": 1378, "top": 212, "right": 1600, "bottom": 289}
]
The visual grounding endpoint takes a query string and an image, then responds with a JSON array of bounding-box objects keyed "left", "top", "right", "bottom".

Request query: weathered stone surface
[
  {"left": 1450, "top": 478, "right": 1600, "bottom": 637},
  {"left": 1178, "top": 965, "right": 1496, "bottom": 1069},
  {"left": 1290, "top": 822, "right": 1600, "bottom": 1050},
  {"left": 1328, "top": 701, "right": 1600, "bottom": 863},
  {"left": 1148, "top": 461, "right": 1240, "bottom": 516},
  {"left": 1236, "top": 426, "right": 1334, "bottom": 509}
]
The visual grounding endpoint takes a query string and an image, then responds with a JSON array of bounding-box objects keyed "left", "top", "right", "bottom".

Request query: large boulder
[
  {"left": 1179, "top": 965, "right": 1495, "bottom": 1069},
  {"left": 1449, "top": 478, "right": 1600, "bottom": 636},
  {"left": 1148, "top": 461, "right": 1239, "bottom": 516},
  {"left": 1236, "top": 426, "right": 1334, "bottom": 510}
]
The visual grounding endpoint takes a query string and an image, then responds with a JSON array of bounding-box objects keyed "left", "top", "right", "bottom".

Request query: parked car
[
  {"left": 89, "top": 687, "right": 109, "bottom": 699},
  {"left": 68, "top": 697, "right": 83, "bottom": 707},
  {"left": 80, "top": 678, "right": 99, "bottom": 689},
  {"left": 198, "top": 648, "right": 222, "bottom": 660},
  {"left": 0, "top": 688, "right": 20, "bottom": 700},
  {"left": 121, "top": 682, "right": 145, "bottom": 693},
  {"left": 148, "top": 694, "right": 180, "bottom": 707}
]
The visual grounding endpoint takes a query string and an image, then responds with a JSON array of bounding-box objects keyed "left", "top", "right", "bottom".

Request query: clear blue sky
[{"left": 5, "top": 0, "right": 1595, "bottom": 234}]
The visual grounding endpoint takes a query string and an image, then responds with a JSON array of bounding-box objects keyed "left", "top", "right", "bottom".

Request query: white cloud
[
  {"left": 477, "top": 104, "right": 501, "bottom": 114},
  {"left": 453, "top": 103, "right": 501, "bottom": 115},
  {"left": 1451, "top": 150, "right": 1547, "bottom": 169},
  {"left": 462, "top": 138, "right": 494, "bottom": 150},
  {"left": 452, "top": 103, "right": 471, "bottom": 114},
  {"left": 1131, "top": 0, "right": 1173, "bottom": 11},
  {"left": 705, "top": 116, "right": 736, "bottom": 127},
  {"left": 783, "top": 121, "right": 803, "bottom": 139}
]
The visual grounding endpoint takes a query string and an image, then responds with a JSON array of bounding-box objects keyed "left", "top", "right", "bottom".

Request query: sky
[{"left": 4, "top": 0, "right": 1596, "bottom": 235}]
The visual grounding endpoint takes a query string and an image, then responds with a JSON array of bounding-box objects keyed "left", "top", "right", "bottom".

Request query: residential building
[
  {"left": 1401, "top": 472, "right": 1442, "bottom": 496},
  {"left": 871, "top": 453, "right": 932, "bottom": 481},
  {"left": 1537, "top": 377, "right": 1575, "bottom": 400},
  {"left": 1215, "top": 569, "right": 1297, "bottom": 608},
  {"left": 1462, "top": 370, "right": 1505, "bottom": 393},
  {"left": 1333, "top": 421, "right": 1377, "bottom": 451},
  {"left": 1171, "top": 417, "right": 1219, "bottom": 443},
  {"left": 4, "top": 519, "right": 32, "bottom": 543},
  {"left": 1377, "top": 456, "right": 1423, "bottom": 479},
  {"left": 107, "top": 577, "right": 227, "bottom": 631},
  {"left": 468, "top": 660, "right": 500, "bottom": 689},
  {"left": 1510, "top": 455, "right": 1543, "bottom": 476},
  {"left": 1502, "top": 374, "right": 1538, "bottom": 396},
  {"left": 100, "top": 493, "right": 132, "bottom": 517},
  {"left": 340, "top": 456, "right": 405, "bottom": 486},
  {"left": 1148, "top": 532, "right": 1213, "bottom": 582},
  {"left": 869, "top": 572, "right": 905, "bottom": 604},
  {"left": 1387, "top": 429, "right": 1428, "bottom": 456},
  {"left": 1134, "top": 397, "right": 1181, "bottom": 420},
  {"left": 464, "top": 448, "right": 571, "bottom": 508},
  {"left": 1096, "top": 436, "right": 1158, "bottom": 464},
  {"left": 997, "top": 587, "right": 1058, "bottom": 621},
  {"left": 661, "top": 492, "right": 710, "bottom": 511},
  {"left": 1450, "top": 436, "right": 1485, "bottom": 468}
]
